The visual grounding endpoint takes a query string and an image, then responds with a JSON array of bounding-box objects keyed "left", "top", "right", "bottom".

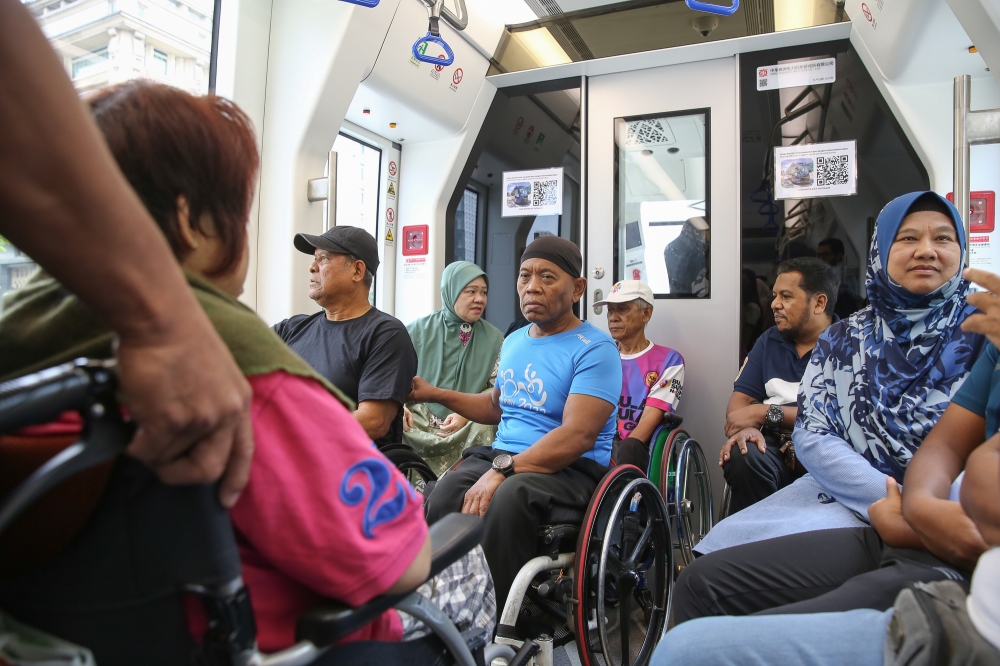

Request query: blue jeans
[{"left": 651, "top": 609, "right": 892, "bottom": 666}]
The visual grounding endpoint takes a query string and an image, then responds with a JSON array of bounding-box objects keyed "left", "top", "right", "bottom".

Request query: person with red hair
[{"left": 0, "top": 80, "right": 494, "bottom": 656}]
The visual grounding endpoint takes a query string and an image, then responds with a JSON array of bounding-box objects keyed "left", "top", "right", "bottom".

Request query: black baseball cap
[{"left": 294, "top": 226, "right": 380, "bottom": 275}]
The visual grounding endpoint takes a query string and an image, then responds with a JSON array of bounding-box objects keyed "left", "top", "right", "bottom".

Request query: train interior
[{"left": 4, "top": 0, "right": 1000, "bottom": 664}]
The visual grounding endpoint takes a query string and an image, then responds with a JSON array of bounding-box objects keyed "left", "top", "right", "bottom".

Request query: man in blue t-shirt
[
  {"left": 722, "top": 258, "right": 838, "bottom": 514},
  {"left": 413, "top": 236, "right": 621, "bottom": 614}
]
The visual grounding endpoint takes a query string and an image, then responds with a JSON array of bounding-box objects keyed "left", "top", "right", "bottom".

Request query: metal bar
[
  {"left": 328, "top": 150, "right": 338, "bottom": 230},
  {"left": 955, "top": 75, "right": 971, "bottom": 260},
  {"left": 580, "top": 75, "right": 589, "bottom": 317},
  {"left": 968, "top": 109, "right": 1000, "bottom": 145}
]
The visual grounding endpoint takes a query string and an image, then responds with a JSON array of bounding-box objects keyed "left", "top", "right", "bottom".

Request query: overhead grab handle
[
  {"left": 418, "top": 0, "right": 468, "bottom": 32},
  {"left": 340, "top": 0, "right": 380, "bottom": 6},
  {"left": 412, "top": 0, "right": 456, "bottom": 66},
  {"left": 685, "top": 0, "right": 739, "bottom": 16}
]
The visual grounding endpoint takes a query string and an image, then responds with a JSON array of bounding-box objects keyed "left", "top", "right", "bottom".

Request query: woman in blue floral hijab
[{"left": 696, "top": 191, "right": 986, "bottom": 555}]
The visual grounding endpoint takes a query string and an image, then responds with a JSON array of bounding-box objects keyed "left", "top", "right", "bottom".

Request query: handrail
[
  {"left": 412, "top": 0, "right": 456, "bottom": 66},
  {"left": 685, "top": 0, "right": 739, "bottom": 16},
  {"left": 417, "top": 0, "right": 468, "bottom": 33}
]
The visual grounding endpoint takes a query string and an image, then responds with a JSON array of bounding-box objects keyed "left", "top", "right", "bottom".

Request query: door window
[{"left": 614, "top": 109, "right": 710, "bottom": 298}]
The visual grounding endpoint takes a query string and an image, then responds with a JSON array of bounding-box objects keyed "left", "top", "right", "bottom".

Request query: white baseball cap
[{"left": 594, "top": 280, "right": 654, "bottom": 307}]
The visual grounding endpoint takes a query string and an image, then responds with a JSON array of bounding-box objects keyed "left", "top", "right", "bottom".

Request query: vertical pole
[
  {"left": 954, "top": 75, "right": 971, "bottom": 264},
  {"left": 325, "top": 150, "right": 338, "bottom": 231},
  {"left": 580, "top": 74, "right": 589, "bottom": 318}
]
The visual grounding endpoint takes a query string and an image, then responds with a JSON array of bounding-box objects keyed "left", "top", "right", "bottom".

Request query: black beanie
[{"left": 520, "top": 236, "right": 583, "bottom": 278}]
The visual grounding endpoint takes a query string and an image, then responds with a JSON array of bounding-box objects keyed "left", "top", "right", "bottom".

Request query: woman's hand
[
  {"left": 869, "top": 478, "right": 923, "bottom": 549},
  {"left": 462, "top": 469, "right": 505, "bottom": 516},
  {"left": 962, "top": 268, "right": 1000, "bottom": 348},
  {"left": 436, "top": 413, "right": 468, "bottom": 437},
  {"left": 402, "top": 405, "right": 413, "bottom": 432},
  {"left": 407, "top": 376, "right": 439, "bottom": 404}
]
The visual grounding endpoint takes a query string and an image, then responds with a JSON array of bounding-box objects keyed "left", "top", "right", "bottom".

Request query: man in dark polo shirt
[
  {"left": 720, "top": 257, "right": 838, "bottom": 514},
  {"left": 273, "top": 227, "right": 417, "bottom": 447}
]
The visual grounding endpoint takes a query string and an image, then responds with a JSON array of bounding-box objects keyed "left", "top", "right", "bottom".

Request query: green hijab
[{"left": 406, "top": 261, "right": 503, "bottom": 419}]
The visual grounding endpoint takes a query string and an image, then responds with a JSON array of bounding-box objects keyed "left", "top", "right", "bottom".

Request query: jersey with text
[{"left": 617, "top": 343, "right": 685, "bottom": 439}]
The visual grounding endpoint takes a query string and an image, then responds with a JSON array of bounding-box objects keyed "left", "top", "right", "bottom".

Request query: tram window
[
  {"left": 454, "top": 189, "right": 479, "bottom": 263},
  {"left": 333, "top": 133, "right": 382, "bottom": 304},
  {"left": 614, "top": 110, "right": 711, "bottom": 298},
  {"left": 0, "top": 237, "right": 38, "bottom": 316},
  {"left": 26, "top": 0, "right": 219, "bottom": 95}
]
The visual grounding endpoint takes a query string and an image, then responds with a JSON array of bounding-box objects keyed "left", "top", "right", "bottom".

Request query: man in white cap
[{"left": 596, "top": 280, "right": 685, "bottom": 472}]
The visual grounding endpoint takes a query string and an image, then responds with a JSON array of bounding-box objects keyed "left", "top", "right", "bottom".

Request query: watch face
[{"left": 494, "top": 454, "right": 512, "bottom": 469}]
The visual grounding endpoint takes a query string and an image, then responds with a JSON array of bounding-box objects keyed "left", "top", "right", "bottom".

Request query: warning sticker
[
  {"left": 387, "top": 182, "right": 396, "bottom": 199},
  {"left": 386, "top": 208, "right": 395, "bottom": 223},
  {"left": 385, "top": 224, "right": 395, "bottom": 246},
  {"left": 388, "top": 161, "right": 397, "bottom": 177},
  {"left": 449, "top": 68, "right": 463, "bottom": 92},
  {"left": 403, "top": 257, "right": 429, "bottom": 280}
]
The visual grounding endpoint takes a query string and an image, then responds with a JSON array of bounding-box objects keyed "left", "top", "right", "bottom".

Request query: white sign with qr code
[
  {"left": 501, "top": 167, "right": 564, "bottom": 217},
  {"left": 757, "top": 58, "right": 836, "bottom": 91},
  {"left": 773, "top": 140, "right": 857, "bottom": 200}
]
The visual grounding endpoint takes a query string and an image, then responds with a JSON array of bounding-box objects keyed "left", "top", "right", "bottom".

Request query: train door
[
  {"left": 585, "top": 58, "right": 741, "bottom": 500},
  {"left": 330, "top": 122, "right": 402, "bottom": 315}
]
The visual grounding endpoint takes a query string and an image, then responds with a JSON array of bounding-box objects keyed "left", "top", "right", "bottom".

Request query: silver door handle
[{"left": 593, "top": 289, "right": 603, "bottom": 315}]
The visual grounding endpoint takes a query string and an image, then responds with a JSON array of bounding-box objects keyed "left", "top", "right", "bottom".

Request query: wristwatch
[
  {"left": 492, "top": 453, "right": 516, "bottom": 478},
  {"left": 765, "top": 404, "right": 784, "bottom": 426}
]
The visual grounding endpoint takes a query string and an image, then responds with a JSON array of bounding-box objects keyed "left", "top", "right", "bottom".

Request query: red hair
[{"left": 88, "top": 81, "right": 259, "bottom": 277}]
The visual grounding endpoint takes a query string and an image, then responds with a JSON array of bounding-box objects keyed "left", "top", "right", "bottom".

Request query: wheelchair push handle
[
  {"left": 0, "top": 358, "right": 115, "bottom": 434},
  {"left": 0, "top": 358, "right": 133, "bottom": 540},
  {"left": 685, "top": 0, "right": 740, "bottom": 16}
]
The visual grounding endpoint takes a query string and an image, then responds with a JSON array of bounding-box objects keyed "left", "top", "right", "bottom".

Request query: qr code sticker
[
  {"left": 759, "top": 78, "right": 767, "bottom": 87},
  {"left": 816, "top": 155, "right": 849, "bottom": 186},
  {"left": 532, "top": 180, "right": 558, "bottom": 207}
]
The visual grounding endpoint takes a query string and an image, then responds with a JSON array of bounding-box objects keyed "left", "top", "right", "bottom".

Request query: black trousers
[
  {"left": 721, "top": 433, "right": 802, "bottom": 514},
  {"left": 424, "top": 447, "right": 600, "bottom": 616},
  {"left": 671, "top": 527, "right": 970, "bottom": 626}
]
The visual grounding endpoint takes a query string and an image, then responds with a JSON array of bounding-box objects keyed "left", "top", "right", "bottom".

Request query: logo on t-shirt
[
  {"left": 498, "top": 364, "right": 548, "bottom": 413},
  {"left": 576, "top": 333, "right": 591, "bottom": 345},
  {"left": 339, "top": 458, "right": 410, "bottom": 539},
  {"left": 645, "top": 371, "right": 659, "bottom": 388}
]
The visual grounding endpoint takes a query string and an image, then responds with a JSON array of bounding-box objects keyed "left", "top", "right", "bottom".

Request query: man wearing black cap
[
  {"left": 412, "top": 236, "right": 623, "bottom": 615},
  {"left": 273, "top": 227, "right": 418, "bottom": 447}
]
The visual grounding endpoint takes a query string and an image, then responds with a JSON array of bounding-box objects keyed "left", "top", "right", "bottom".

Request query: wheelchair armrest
[
  {"left": 662, "top": 412, "right": 683, "bottom": 428},
  {"left": 427, "top": 512, "right": 482, "bottom": 578},
  {"left": 295, "top": 513, "right": 483, "bottom": 647}
]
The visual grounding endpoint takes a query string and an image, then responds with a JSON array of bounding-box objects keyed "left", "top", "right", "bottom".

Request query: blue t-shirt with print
[
  {"left": 951, "top": 342, "right": 1000, "bottom": 436},
  {"left": 494, "top": 320, "right": 622, "bottom": 466}
]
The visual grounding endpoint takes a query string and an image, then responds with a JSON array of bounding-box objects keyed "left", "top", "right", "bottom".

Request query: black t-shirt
[{"left": 273, "top": 308, "right": 418, "bottom": 447}]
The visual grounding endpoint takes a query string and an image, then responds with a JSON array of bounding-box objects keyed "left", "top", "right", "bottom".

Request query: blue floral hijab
[{"left": 797, "top": 191, "right": 985, "bottom": 481}]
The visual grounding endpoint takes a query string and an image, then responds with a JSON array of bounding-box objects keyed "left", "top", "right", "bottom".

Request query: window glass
[
  {"left": 333, "top": 133, "right": 382, "bottom": 241},
  {"left": 332, "top": 133, "right": 382, "bottom": 304},
  {"left": 26, "top": 0, "right": 217, "bottom": 95},
  {"left": 614, "top": 110, "right": 710, "bottom": 298},
  {"left": 454, "top": 189, "right": 478, "bottom": 263},
  {"left": 0, "top": 237, "right": 38, "bottom": 316}
]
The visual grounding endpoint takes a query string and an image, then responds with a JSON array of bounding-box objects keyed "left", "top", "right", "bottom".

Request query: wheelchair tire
[
  {"left": 672, "top": 439, "right": 714, "bottom": 567},
  {"left": 382, "top": 447, "right": 437, "bottom": 496},
  {"left": 573, "top": 465, "right": 671, "bottom": 666}
]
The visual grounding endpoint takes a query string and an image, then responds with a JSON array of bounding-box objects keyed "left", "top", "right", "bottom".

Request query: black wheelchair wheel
[
  {"left": 574, "top": 465, "right": 671, "bottom": 666},
  {"left": 382, "top": 447, "right": 437, "bottom": 496},
  {"left": 672, "top": 439, "right": 714, "bottom": 567}
]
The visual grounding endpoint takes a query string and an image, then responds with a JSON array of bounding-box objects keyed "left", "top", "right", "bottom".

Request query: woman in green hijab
[{"left": 403, "top": 261, "right": 504, "bottom": 474}]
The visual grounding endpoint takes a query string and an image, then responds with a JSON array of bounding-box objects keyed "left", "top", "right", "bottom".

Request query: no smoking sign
[{"left": 388, "top": 161, "right": 397, "bottom": 177}]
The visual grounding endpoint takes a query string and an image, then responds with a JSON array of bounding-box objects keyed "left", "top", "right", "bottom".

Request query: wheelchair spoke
[
  {"left": 627, "top": 519, "right": 653, "bottom": 568},
  {"left": 619, "top": 595, "right": 631, "bottom": 666}
]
